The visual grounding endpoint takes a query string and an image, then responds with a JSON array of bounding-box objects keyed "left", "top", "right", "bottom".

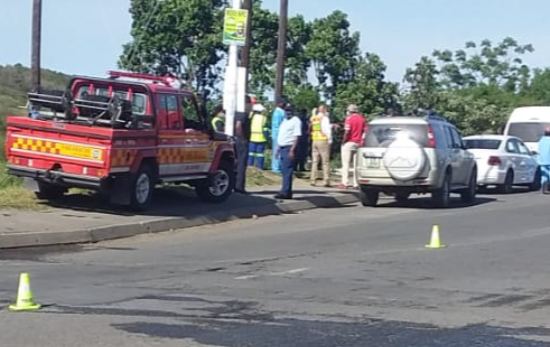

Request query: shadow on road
[
  {"left": 377, "top": 196, "right": 497, "bottom": 210},
  {"left": 35, "top": 295, "right": 550, "bottom": 346},
  {"left": 31, "top": 187, "right": 356, "bottom": 219}
]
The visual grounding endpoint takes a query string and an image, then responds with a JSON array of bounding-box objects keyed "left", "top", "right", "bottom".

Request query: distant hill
[{"left": 0, "top": 64, "right": 69, "bottom": 161}]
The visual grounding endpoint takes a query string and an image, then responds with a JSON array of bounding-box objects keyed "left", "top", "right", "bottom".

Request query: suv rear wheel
[
  {"left": 460, "top": 168, "right": 477, "bottom": 203},
  {"left": 360, "top": 187, "right": 379, "bottom": 207},
  {"left": 431, "top": 171, "right": 451, "bottom": 208},
  {"left": 196, "top": 160, "right": 235, "bottom": 203}
]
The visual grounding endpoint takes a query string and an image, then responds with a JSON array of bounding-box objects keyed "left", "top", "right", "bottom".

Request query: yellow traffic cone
[
  {"left": 9, "top": 273, "right": 41, "bottom": 311},
  {"left": 425, "top": 224, "right": 446, "bottom": 249}
]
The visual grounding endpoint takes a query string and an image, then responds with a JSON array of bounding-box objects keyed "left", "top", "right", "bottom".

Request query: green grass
[{"left": 0, "top": 162, "right": 45, "bottom": 210}]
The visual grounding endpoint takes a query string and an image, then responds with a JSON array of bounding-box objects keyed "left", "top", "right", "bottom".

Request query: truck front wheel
[{"left": 196, "top": 160, "right": 235, "bottom": 203}]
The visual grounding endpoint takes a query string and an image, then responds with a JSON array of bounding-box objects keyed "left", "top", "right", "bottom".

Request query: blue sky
[{"left": 1, "top": 0, "right": 549, "bottom": 83}]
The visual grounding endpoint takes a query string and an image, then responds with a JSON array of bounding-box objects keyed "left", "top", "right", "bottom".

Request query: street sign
[{"left": 223, "top": 9, "right": 248, "bottom": 46}]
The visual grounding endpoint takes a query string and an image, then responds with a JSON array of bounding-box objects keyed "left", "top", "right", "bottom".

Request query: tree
[
  {"left": 333, "top": 53, "right": 399, "bottom": 121},
  {"left": 432, "top": 37, "right": 533, "bottom": 91},
  {"left": 118, "top": 0, "right": 227, "bottom": 94},
  {"left": 402, "top": 56, "right": 441, "bottom": 110},
  {"left": 524, "top": 68, "right": 550, "bottom": 104},
  {"left": 305, "top": 10, "right": 361, "bottom": 100}
]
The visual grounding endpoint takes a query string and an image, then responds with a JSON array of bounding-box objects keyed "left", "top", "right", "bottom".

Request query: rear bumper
[
  {"left": 476, "top": 168, "right": 506, "bottom": 186},
  {"left": 7, "top": 164, "right": 106, "bottom": 190}
]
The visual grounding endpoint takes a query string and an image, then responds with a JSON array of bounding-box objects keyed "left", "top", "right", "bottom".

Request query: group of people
[{"left": 210, "top": 98, "right": 367, "bottom": 199}]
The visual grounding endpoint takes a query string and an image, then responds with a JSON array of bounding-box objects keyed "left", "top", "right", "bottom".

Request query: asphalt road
[{"left": 1, "top": 190, "right": 550, "bottom": 346}]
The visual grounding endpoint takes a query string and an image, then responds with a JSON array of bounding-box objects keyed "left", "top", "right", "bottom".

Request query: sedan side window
[
  {"left": 516, "top": 140, "right": 531, "bottom": 155},
  {"left": 506, "top": 140, "right": 519, "bottom": 153}
]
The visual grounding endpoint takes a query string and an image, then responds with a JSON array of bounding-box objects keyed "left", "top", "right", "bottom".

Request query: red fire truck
[{"left": 4, "top": 71, "right": 236, "bottom": 211}]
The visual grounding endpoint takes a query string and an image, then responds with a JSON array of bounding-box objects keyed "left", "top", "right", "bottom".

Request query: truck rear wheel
[
  {"left": 196, "top": 160, "right": 235, "bottom": 203},
  {"left": 129, "top": 165, "right": 154, "bottom": 211},
  {"left": 36, "top": 181, "right": 66, "bottom": 200}
]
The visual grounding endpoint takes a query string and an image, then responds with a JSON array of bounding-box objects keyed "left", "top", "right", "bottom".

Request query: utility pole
[
  {"left": 239, "top": 0, "right": 253, "bottom": 93},
  {"left": 31, "top": 0, "right": 42, "bottom": 91},
  {"left": 274, "top": 0, "right": 288, "bottom": 103}
]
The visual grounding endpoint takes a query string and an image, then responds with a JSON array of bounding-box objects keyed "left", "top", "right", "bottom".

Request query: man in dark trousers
[
  {"left": 234, "top": 96, "right": 252, "bottom": 194},
  {"left": 294, "top": 108, "right": 310, "bottom": 172},
  {"left": 275, "top": 104, "right": 302, "bottom": 199}
]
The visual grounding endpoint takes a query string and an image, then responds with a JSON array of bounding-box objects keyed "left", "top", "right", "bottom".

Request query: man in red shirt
[{"left": 338, "top": 104, "right": 366, "bottom": 189}]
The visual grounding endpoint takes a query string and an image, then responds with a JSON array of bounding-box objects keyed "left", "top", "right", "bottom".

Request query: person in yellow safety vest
[
  {"left": 309, "top": 104, "right": 333, "bottom": 187},
  {"left": 248, "top": 103, "right": 269, "bottom": 169},
  {"left": 210, "top": 105, "right": 225, "bottom": 132}
]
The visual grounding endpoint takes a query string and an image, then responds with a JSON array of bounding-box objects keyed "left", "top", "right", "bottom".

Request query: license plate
[
  {"left": 366, "top": 158, "right": 380, "bottom": 168},
  {"left": 57, "top": 143, "right": 102, "bottom": 160}
]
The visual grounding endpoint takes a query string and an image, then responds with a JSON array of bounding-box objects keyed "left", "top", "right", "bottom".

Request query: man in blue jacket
[
  {"left": 538, "top": 126, "right": 550, "bottom": 194},
  {"left": 271, "top": 98, "right": 287, "bottom": 173}
]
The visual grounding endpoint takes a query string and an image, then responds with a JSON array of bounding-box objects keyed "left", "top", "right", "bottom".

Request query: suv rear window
[
  {"left": 364, "top": 123, "right": 429, "bottom": 148},
  {"left": 464, "top": 139, "right": 501, "bottom": 150}
]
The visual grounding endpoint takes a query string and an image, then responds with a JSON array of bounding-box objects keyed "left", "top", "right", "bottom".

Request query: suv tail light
[
  {"left": 488, "top": 156, "right": 501, "bottom": 166},
  {"left": 427, "top": 125, "right": 435, "bottom": 148}
]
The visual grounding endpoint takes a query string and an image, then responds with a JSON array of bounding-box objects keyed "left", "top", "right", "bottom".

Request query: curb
[{"left": 0, "top": 193, "right": 359, "bottom": 249}]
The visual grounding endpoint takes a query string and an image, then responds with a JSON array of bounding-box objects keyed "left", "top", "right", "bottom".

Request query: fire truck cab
[{"left": 5, "top": 71, "right": 236, "bottom": 211}]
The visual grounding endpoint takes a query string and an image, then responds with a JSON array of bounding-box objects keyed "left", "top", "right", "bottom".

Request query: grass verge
[{"left": 0, "top": 161, "right": 45, "bottom": 210}]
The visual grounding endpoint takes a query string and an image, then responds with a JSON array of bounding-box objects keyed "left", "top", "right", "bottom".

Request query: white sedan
[{"left": 463, "top": 135, "right": 541, "bottom": 193}]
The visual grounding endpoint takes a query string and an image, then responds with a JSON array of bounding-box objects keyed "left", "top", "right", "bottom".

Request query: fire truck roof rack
[{"left": 107, "top": 70, "right": 179, "bottom": 87}]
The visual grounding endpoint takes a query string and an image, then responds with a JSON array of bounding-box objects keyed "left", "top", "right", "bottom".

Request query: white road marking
[{"left": 234, "top": 267, "right": 310, "bottom": 280}]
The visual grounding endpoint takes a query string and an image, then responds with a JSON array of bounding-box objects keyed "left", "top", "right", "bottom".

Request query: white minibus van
[{"left": 503, "top": 106, "right": 550, "bottom": 153}]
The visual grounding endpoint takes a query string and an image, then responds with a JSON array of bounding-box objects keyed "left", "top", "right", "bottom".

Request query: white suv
[{"left": 356, "top": 114, "right": 477, "bottom": 208}]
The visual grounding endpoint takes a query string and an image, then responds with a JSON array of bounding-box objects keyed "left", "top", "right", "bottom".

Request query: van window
[
  {"left": 364, "top": 123, "right": 428, "bottom": 148},
  {"left": 507, "top": 123, "right": 550, "bottom": 142}
]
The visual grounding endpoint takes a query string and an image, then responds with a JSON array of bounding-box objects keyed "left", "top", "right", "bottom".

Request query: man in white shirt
[
  {"left": 275, "top": 105, "right": 302, "bottom": 199},
  {"left": 309, "top": 104, "right": 332, "bottom": 187}
]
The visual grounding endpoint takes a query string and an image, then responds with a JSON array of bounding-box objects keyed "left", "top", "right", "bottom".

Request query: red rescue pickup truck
[{"left": 4, "top": 71, "right": 236, "bottom": 211}]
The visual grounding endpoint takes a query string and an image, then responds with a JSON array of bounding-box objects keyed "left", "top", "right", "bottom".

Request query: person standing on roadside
[
  {"left": 338, "top": 104, "right": 366, "bottom": 190},
  {"left": 309, "top": 104, "right": 332, "bottom": 187},
  {"left": 234, "top": 97, "right": 253, "bottom": 194},
  {"left": 275, "top": 105, "right": 302, "bottom": 200},
  {"left": 271, "top": 98, "right": 287, "bottom": 173},
  {"left": 294, "top": 108, "right": 310, "bottom": 172},
  {"left": 538, "top": 126, "right": 550, "bottom": 194},
  {"left": 210, "top": 105, "right": 225, "bottom": 132},
  {"left": 248, "top": 103, "right": 269, "bottom": 169}
]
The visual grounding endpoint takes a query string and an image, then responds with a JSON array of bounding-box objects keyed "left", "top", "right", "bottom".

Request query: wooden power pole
[
  {"left": 240, "top": 0, "right": 253, "bottom": 93},
  {"left": 274, "top": 0, "right": 288, "bottom": 103},
  {"left": 31, "top": 0, "right": 42, "bottom": 91}
]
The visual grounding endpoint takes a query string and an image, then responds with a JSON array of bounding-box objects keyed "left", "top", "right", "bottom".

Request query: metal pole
[
  {"left": 223, "top": 0, "right": 242, "bottom": 137},
  {"left": 31, "top": 0, "right": 42, "bottom": 91},
  {"left": 274, "top": 0, "right": 288, "bottom": 103}
]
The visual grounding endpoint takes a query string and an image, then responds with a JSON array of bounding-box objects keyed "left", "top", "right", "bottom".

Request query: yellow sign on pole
[{"left": 223, "top": 9, "right": 248, "bottom": 46}]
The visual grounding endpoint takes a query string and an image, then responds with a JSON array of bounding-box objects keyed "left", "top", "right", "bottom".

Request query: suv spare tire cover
[{"left": 383, "top": 137, "right": 427, "bottom": 181}]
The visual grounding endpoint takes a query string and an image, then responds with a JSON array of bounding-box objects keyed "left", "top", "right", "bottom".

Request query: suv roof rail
[
  {"left": 107, "top": 70, "right": 179, "bottom": 87},
  {"left": 424, "top": 113, "right": 448, "bottom": 123}
]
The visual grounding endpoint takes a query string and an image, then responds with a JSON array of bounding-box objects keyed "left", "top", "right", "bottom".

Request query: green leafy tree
[
  {"left": 119, "top": 0, "right": 227, "bottom": 94},
  {"left": 305, "top": 10, "right": 361, "bottom": 99},
  {"left": 333, "top": 53, "right": 399, "bottom": 122}
]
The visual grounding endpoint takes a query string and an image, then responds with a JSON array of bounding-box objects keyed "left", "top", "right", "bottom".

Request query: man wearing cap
[
  {"left": 275, "top": 105, "right": 302, "bottom": 199},
  {"left": 271, "top": 98, "right": 287, "bottom": 173},
  {"left": 338, "top": 104, "right": 366, "bottom": 189},
  {"left": 248, "top": 103, "right": 269, "bottom": 169}
]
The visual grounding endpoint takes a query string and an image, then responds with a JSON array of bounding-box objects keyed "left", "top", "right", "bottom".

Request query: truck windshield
[
  {"left": 507, "top": 122, "right": 550, "bottom": 142},
  {"left": 77, "top": 86, "right": 147, "bottom": 114}
]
